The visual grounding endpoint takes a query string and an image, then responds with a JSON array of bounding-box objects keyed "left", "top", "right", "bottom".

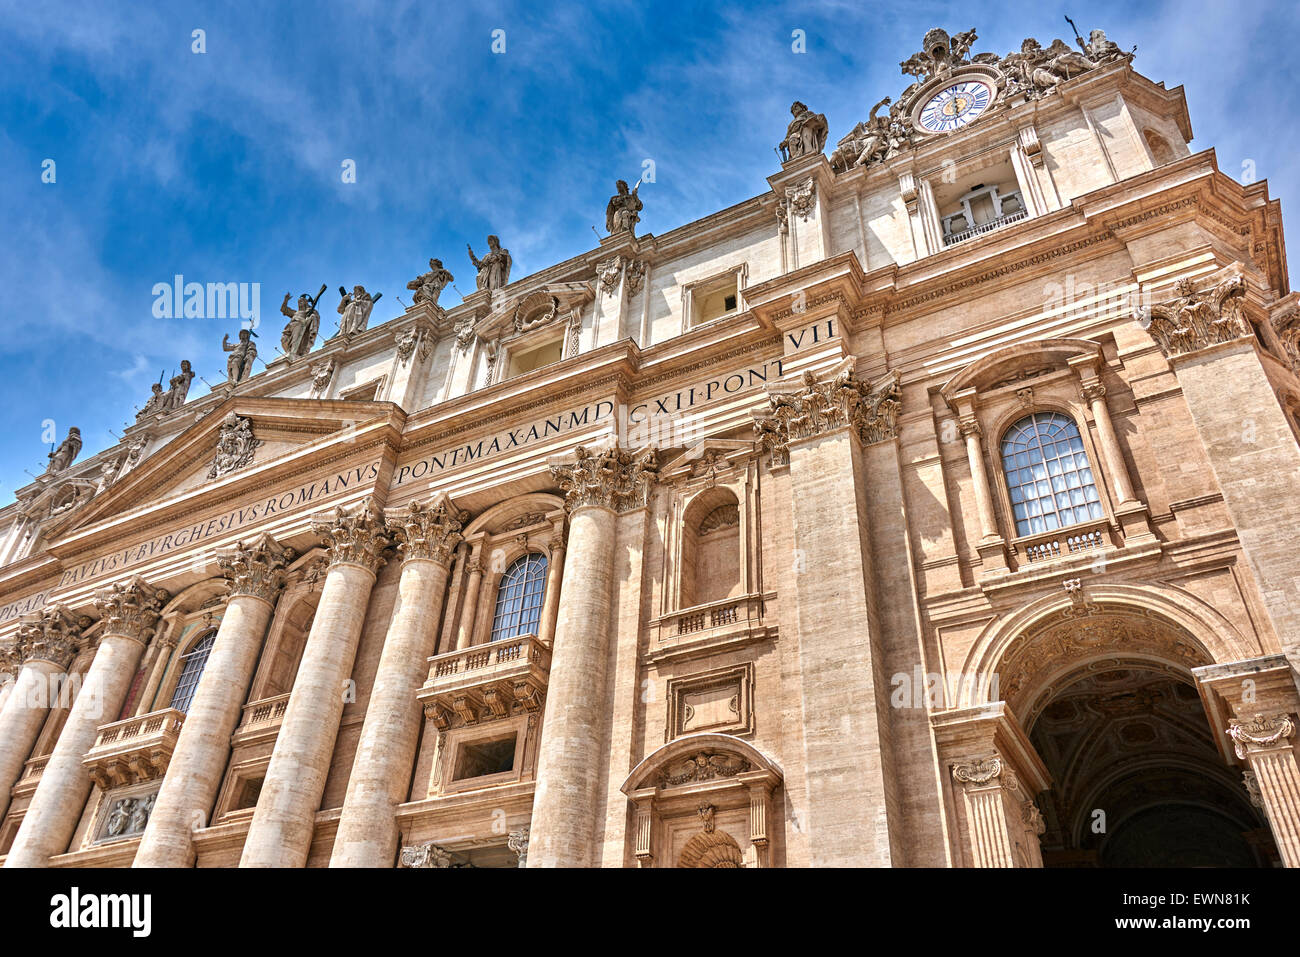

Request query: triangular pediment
[{"left": 44, "top": 396, "right": 400, "bottom": 542}]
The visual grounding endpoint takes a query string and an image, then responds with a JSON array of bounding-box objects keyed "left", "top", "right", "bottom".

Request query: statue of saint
[
  {"left": 223, "top": 328, "right": 258, "bottom": 383},
  {"left": 279, "top": 287, "right": 324, "bottom": 358},
  {"left": 47, "top": 427, "right": 82, "bottom": 473},
  {"left": 468, "top": 236, "right": 511, "bottom": 292},
  {"left": 337, "top": 285, "right": 381, "bottom": 337},
  {"left": 778, "top": 101, "right": 828, "bottom": 162},
  {"left": 163, "top": 360, "right": 194, "bottom": 410},
  {"left": 407, "top": 258, "right": 454, "bottom": 307},
  {"left": 137, "top": 382, "right": 166, "bottom": 419},
  {"left": 605, "top": 180, "right": 643, "bottom": 236}
]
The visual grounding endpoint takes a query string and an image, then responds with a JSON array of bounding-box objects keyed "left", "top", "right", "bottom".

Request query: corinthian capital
[
  {"left": 752, "top": 361, "right": 901, "bottom": 461},
  {"left": 551, "top": 445, "right": 658, "bottom": 514},
  {"left": 1227, "top": 712, "right": 1296, "bottom": 759},
  {"left": 217, "top": 533, "right": 295, "bottom": 604},
  {"left": 0, "top": 638, "right": 18, "bottom": 675},
  {"left": 389, "top": 494, "right": 466, "bottom": 565},
  {"left": 15, "top": 605, "right": 91, "bottom": 668},
  {"left": 1133, "top": 269, "right": 1249, "bottom": 359},
  {"left": 310, "top": 496, "right": 391, "bottom": 573},
  {"left": 92, "top": 577, "right": 169, "bottom": 643}
]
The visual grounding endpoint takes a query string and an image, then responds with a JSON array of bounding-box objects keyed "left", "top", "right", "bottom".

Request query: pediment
[
  {"left": 44, "top": 396, "right": 398, "bottom": 540},
  {"left": 472, "top": 281, "right": 595, "bottom": 343}
]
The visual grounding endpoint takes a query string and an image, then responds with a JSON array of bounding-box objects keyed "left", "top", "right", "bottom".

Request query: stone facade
[{"left": 0, "top": 27, "right": 1297, "bottom": 868}]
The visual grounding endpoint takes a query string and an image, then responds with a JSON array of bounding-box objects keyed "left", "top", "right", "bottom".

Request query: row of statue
[{"left": 776, "top": 26, "right": 1127, "bottom": 174}]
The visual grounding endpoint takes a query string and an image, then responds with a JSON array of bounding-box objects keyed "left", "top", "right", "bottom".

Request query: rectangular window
[
  {"left": 452, "top": 734, "right": 518, "bottom": 781},
  {"left": 506, "top": 334, "right": 564, "bottom": 379}
]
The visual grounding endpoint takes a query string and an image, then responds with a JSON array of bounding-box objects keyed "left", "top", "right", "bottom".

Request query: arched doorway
[{"left": 1025, "top": 662, "right": 1274, "bottom": 867}]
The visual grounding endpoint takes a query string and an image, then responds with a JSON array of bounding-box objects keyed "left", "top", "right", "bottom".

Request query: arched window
[
  {"left": 489, "top": 552, "right": 548, "bottom": 641},
  {"left": 1001, "top": 412, "right": 1103, "bottom": 537},
  {"left": 169, "top": 631, "right": 216, "bottom": 713}
]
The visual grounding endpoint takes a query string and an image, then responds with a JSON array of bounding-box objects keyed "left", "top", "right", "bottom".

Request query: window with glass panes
[
  {"left": 1000, "top": 412, "right": 1103, "bottom": 537},
  {"left": 168, "top": 631, "right": 216, "bottom": 714},
  {"left": 489, "top": 552, "right": 548, "bottom": 641}
]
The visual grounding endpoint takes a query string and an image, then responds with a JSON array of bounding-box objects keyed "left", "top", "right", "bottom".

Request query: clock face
[{"left": 917, "top": 79, "right": 993, "bottom": 133}]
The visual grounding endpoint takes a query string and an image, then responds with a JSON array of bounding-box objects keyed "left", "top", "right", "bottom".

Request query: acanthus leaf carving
[
  {"left": 388, "top": 495, "right": 465, "bottom": 566},
  {"left": 15, "top": 604, "right": 91, "bottom": 669},
  {"left": 1133, "top": 270, "right": 1249, "bottom": 358},
  {"left": 309, "top": 495, "right": 391, "bottom": 573},
  {"left": 551, "top": 444, "right": 658, "bottom": 514},
  {"left": 752, "top": 363, "right": 901, "bottom": 463},
  {"left": 217, "top": 532, "right": 295, "bottom": 604},
  {"left": 92, "top": 577, "right": 169, "bottom": 644}
]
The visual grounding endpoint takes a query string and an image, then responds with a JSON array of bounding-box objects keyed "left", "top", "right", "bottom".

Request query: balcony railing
[
  {"left": 419, "top": 635, "right": 550, "bottom": 728},
  {"left": 234, "top": 693, "right": 290, "bottom": 741},
  {"left": 83, "top": 708, "right": 185, "bottom": 789},
  {"left": 943, "top": 208, "right": 1028, "bottom": 247},
  {"left": 1016, "top": 522, "right": 1109, "bottom": 565}
]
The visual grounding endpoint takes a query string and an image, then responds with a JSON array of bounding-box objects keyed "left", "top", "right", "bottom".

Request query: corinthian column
[
  {"left": 240, "top": 498, "right": 389, "bottom": 868},
  {"left": 527, "top": 444, "right": 657, "bottom": 868},
  {"left": 1228, "top": 713, "right": 1300, "bottom": 867},
  {"left": 330, "top": 496, "right": 464, "bottom": 868},
  {"left": 134, "top": 534, "right": 293, "bottom": 867},
  {"left": 4, "top": 578, "right": 167, "bottom": 868},
  {"left": 0, "top": 608, "right": 87, "bottom": 822}
]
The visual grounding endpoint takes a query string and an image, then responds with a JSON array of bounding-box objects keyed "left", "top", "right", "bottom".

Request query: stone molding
[
  {"left": 92, "top": 577, "right": 169, "bottom": 643},
  {"left": 388, "top": 495, "right": 465, "bottom": 566},
  {"left": 14, "top": 605, "right": 90, "bottom": 669},
  {"left": 217, "top": 533, "right": 296, "bottom": 604},
  {"left": 309, "top": 496, "right": 392, "bottom": 573},
  {"left": 550, "top": 445, "right": 658, "bottom": 514}
]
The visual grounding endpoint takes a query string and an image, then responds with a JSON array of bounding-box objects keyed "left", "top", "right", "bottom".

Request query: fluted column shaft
[
  {"left": 0, "top": 659, "right": 65, "bottom": 823},
  {"left": 331, "top": 557, "right": 451, "bottom": 866},
  {"left": 1229, "top": 714, "right": 1300, "bottom": 867},
  {"left": 527, "top": 504, "right": 616, "bottom": 867},
  {"left": 5, "top": 580, "right": 164, "bottom": 868}
]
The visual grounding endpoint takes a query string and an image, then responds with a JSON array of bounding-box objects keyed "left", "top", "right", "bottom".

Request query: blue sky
[{"left": 1, "top": 0, "right": 1296, "bottom": 506}]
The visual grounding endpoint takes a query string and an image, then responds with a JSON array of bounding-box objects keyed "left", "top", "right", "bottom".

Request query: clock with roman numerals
[{"left": 916, "top": 79, "right": 993, "bottom": 134}]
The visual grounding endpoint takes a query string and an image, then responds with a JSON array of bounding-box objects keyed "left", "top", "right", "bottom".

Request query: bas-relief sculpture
[
  {"left": 468, "top": 236, "right": 511, "bottom": 292},
  {"left": 407, "top": 258, "right": 454, "bottom": 308},
  {"left": 605, "top": 180, "right": 643, "bottom": 236},
  {"left": 222, "top": 328, "right": 258, "bottom": 383},
  {"left": 336, "top": 285, "right": 382, "bottom": 338},
  {"left": 207, "top": 412, "right": 261, "bottom": 480},
  {"left": 777, "top": 101, "right": 828, "bottom": 162}
]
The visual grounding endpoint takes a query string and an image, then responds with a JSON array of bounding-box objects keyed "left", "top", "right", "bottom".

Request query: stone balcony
[
  {"left": 417, "top": 635, "right": 550, "bottom": 729},
  {"left": 1013, "top": 518, "right": 1110, "bottom": 565},
  {"left": 231, "top": 692, "right": 290, "bottom": 746},
  {"left": 83, "top": 709, "right": 185, "bottom": 789},
  {"left": 648, "top": 592, "right": 776, "bottom": 663},
  {"left": 12, "top": 755, "right": 49, "bottom": 801}
]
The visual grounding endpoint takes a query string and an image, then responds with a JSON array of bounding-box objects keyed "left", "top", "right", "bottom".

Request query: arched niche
[{"left": 680, "top": 486, "right": 742, "bottom": 608}]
